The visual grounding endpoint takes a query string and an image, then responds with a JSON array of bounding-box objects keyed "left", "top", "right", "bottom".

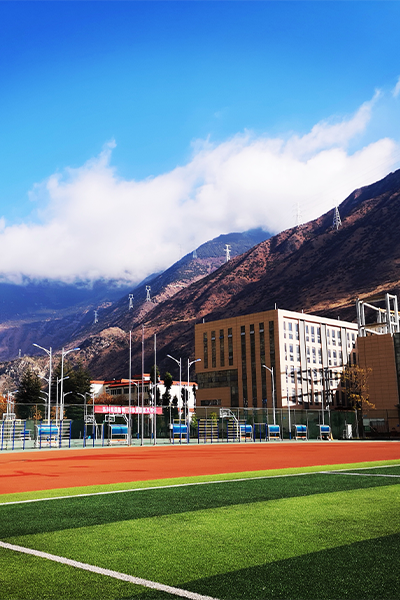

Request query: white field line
[
  {"left": 0, "top": 540, "right": 220, "bottom": 600},
  {"left": 2, "top": 463, "right": 399, "bottom": 507},
  {"left": 322, "top": 471, "right": 400, "bottom": 478},
  {"left": 0, "top": 471, "right": 314, "bottom": 506}
]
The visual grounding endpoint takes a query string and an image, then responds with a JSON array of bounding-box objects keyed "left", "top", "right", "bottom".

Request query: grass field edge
[{"left": 1, "top": 458, "right": 400, "bottom": 504}]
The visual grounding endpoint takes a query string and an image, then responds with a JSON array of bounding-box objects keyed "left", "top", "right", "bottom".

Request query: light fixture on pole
[
  {"left": 187, "top": 359, "right": 201, "bottom": 434},
  {"left": 167, "top": 354, "right": 182, "bottom": 434},
  {"left": 262, "top": 364, "right": 276, "bottom": 425},
  {"left": 33, "top": 343, "right": 52, "bottom": 424}
]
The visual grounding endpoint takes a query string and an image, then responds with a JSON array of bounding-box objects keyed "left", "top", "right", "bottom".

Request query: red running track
[{"left": 0, "top": 441, "right": 399, "bottom": 495}]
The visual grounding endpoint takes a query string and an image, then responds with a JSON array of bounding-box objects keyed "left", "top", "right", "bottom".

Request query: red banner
[{"left": 94, "top": 405, "right": 163, "bottom": 415}]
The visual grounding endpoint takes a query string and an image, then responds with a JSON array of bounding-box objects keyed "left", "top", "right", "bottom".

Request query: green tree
[
  {"left": 15, "top": 368, "right": 44, "bottom": 420},
  {"left": 162, "top": 371, "right": 173, "bottom": 407},
  {"left": 52, "top": 359, "right": 92, "bottom": 420}
]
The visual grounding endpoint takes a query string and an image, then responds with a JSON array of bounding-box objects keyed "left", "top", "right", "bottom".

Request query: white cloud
[
  {"left": 393, "top": 76, "right": 400, "bottom": 98},
  {"left": 0, "top": 93, "right": 399, "bottom": 285}
]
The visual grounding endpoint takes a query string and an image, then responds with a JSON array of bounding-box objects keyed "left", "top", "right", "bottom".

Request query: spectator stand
[
  {"left": 197, "top": 418, "right": 219, "bottom": 443},
  {"left": 1, "top": 413, "right": 31, "bottom": 451}
]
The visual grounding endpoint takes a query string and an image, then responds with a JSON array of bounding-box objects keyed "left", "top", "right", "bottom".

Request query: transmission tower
[
  {"left": 192, "top": 249, "right": 197, "bottom": 259},
  {"left": 332, "top": 206, "right": 342, "bottom": 230},
  {"left": 146, "top": 286, "right": 151, "bottom": 302},
  {"left": 294, "top": 202, "right": 303, "bottom": 229},
  {"left": 94, "top": 310, "right": 98, "bottom": 324},
  {"left": 225, "top": 244, "right": 231, "bottom": 262},
  {"left": 128, "top": 294, "right": 134, "bottom": 310}
]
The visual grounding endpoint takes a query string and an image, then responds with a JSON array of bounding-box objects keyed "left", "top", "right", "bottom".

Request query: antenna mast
[
  {"left": 146, "top": 286, "right": 151, "bottom": 302},
  {"left": 225, "top": 244, "right": 231, "bottom": 262},
  {"left": 128, "top": 294, "right": 134, "bottom": 310},
  {"left": 94, "top": 310, "right": 98, "bottom": 324}
]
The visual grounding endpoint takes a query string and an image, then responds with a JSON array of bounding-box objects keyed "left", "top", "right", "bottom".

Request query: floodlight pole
[
  {"left": 167, "top": 354, "right": 182, "bottom": 438},
  {"left": 262, "top": 365, "right": 276, "bottom": 425},
  {"left": 128, "top": 331, "right": 132, "bottom": 445},
  {"left": 187, "top": 359, "right": 201, "bottom": 437},
  {"left": 33, "top": 343, "right": 52, "bottom": 424},
  {"left": 60, "top": 347, "right": 80, "bottom": 423}
]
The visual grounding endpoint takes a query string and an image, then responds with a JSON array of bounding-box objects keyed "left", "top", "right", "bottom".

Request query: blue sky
[{"left": 0, "top": 1, "right": 400, "bottom": 284}]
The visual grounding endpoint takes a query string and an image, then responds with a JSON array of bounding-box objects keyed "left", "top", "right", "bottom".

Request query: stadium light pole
[
  {"left": 60, "top": 347, "right": 80, "bottom": 425},
  {"left": 33, "top": 343, "right": 52, "bottom": 424},
  {"left": 167, "top": 354, "right": 182, "bottom": 435},
  {"left": 187, "top": 359, "right": 201, "bottom": 435},
  {"left": 262, "top": 365, "right": 276, "bottom": 425}
]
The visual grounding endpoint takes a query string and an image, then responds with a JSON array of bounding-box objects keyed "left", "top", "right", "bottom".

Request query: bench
[
  {"left": 318, "top": 424, "right": 331, "bottom": 440},
  {"left": 239, "top": 424, "right": 253, "bottom": 439},
  {"left": 293, "top": 424, "right": 308, "bottom": 440},
  {"left": 267, "top": 424, "right": 281, "bottom": 441},
  {"left": 108, "top": 424, "right": 128, "bottom": 444},
  {"left": 35, "top": 424, "right": 59, "bottom": 447}
]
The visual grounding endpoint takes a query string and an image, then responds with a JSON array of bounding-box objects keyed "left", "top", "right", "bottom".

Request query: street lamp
[
  {"left": 167, "top": 354, "right": 182, "bottom": 434},
  {"left": 187, "top": 359, "right": 201, "bottom": 434},
  {"left": 262, "top": 365, "right": 276, "bottom": 425},
  {"left": 33, "top": 343, "right": 52, "bottom": 424}
]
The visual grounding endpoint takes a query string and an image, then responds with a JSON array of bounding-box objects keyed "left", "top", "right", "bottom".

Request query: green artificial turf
[{"left": 1, "top": 464, "right": 400, "bottom": 599}]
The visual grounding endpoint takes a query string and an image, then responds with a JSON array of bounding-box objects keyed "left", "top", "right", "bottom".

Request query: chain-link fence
[{"left": 1, "top": 403, "right": 399, "bottom": 450}]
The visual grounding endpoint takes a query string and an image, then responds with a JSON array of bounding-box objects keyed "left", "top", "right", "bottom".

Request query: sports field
[{"left": 1, "top": 442, "right": 400, "bottom": 599}]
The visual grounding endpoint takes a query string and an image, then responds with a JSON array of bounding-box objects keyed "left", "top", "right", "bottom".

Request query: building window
[
  {"left": 288, "top": 322, "right": 293, "bottom": 340},
  {"left": 250, "top": 324, "right": 257, "bottom": 407},
  {"left": 219, "top": 329, "right": 225, "bottom": 367},
  {"left": 259, "top": 323, "right": 266, "bottom": 403},
  {"left": 311, "top": 326, "right": 315, "bottom": 343},
  {"left": 296, "top": 345, "right": 301, "bottom": 362},
  {"left": 203, "top": 333, "right": 208, "bottom": 369},
  {"left": 241, "top": 326, "right": 248, "bottom": 406},
  {"left": 312, "top": 347, "right": 316, "bottom": 364},
  {"left": 317, "top": 327, "right": 321, "bottom": 344},
  {"left": 305, "top": 325, "right": 309, "bottom": 342},
  {"left": 228, "top": 328, "right": 233, "bottom": 366},
  {"left": 211, "top": 330, "right": 216, "bottom": 369},
  {"left": 289, "top": 344, "right": 294, "bottom": 362}
]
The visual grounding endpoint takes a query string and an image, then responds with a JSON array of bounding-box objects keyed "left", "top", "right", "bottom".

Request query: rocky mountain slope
[
  {"left": 73, "top": 168, "right": 400, "bottom": 381},
  {"left": 0, "top": 228, "right": 270, "bottom": 366},
  {"left": 2, "top": 168, "right": 400, "bottom": 387}
]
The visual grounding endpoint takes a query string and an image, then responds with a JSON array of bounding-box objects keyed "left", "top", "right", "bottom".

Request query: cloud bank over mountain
[{"left": 0, "top": 91, "right": 399, "bottom": 285}]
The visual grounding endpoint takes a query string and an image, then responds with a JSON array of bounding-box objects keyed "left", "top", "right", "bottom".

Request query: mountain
[
  {"left": 3, "top": 168, "right": 400, "bottom": 387},
  {"left": 0, "top": 228, "right": 271, "bottom": 364},
  {"left": 71, "top": 168, "right": 400, "bottom": 381}
]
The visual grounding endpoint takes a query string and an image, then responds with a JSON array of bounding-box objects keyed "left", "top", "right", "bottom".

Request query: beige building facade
[{"left": 195, "top": 309, "right": 358, "bottom": 410}]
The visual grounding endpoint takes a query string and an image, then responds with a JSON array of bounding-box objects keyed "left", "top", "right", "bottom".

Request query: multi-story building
[{"left": 194, "top": 309, "right": 358, "bottom": 410}]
